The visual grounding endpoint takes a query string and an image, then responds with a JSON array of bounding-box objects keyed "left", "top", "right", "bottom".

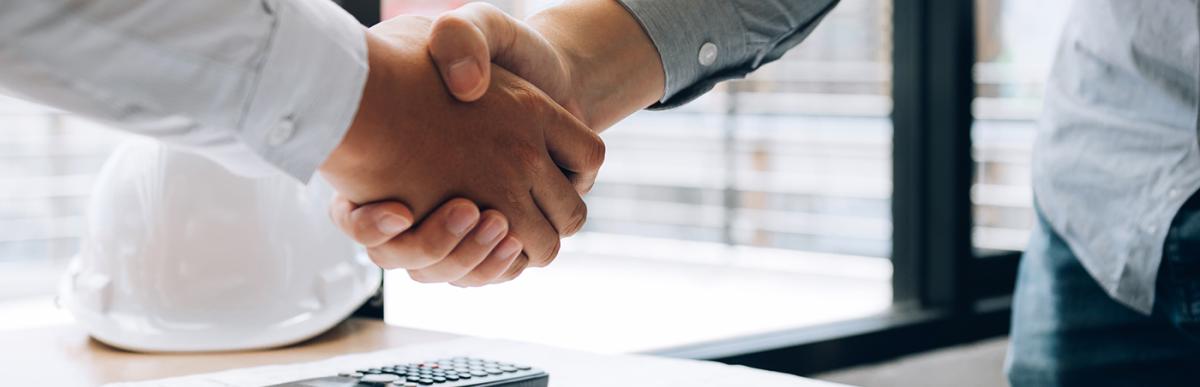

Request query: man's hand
[
  {"left": 319, "top": 16, "right": 604, "bottom": 285},
  {"left": 427, "top": 0, "right": 666, "bottom": 131},
  {"left": 328, "top": 195, "right": 524, "bottom": 287}
]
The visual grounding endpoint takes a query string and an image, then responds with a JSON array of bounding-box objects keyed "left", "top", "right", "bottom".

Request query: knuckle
[
  {"left": 507, "top": 82, "right": 552, "bottom": 116},
  {"left": 432, "top": 12, "right": 472, "bottom": 35},
  {"left": 367, "top": 250, "right": 399, "bottom": 270},
  {"left": 533, "top": 240, "right": 561, "bottom": 268},
  {"left": 407, "top": 269, "right": 438, "bottom": 284},
  {"left": 402, "top": 240, "right": 446, "bottom": 270},
  {"left": 455, "top": 272, "right": 487, "bottom": 287},
  {"left": 587, "top": 135, "right": 607, "bottom": 170},
  {"left": 500, "top": 256, "right": 531, "bottom": 281},
  {"left": 509, "top": 140, "right": 544, "bottom": 170},
  {"left": 560, "top": 200, "right": 587, "bottom": 237},
  {"left": 439, "top": 256, "right": 473, "bottom": 277},
  {"left": 423, "top": 230, "right": 455, "bottom": 254},
  {"left": 413, "top": 245, "right": 446, "bottom": 268},
  {"left": 578, "top": 177, "right": 597, "bottom": 196},
  {"left": 350, "top": 216, "right": 377, "bottom": 242},
  {"left": 329, "top": 201, "right": 353, "bottom": 229}
]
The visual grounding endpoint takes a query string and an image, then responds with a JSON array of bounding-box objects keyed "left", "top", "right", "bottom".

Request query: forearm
[
  {"left": 532, "top": 0, "right": 840, "bottom": 118},
  {"left": 0, "top": 0, "right": 368, "bottom": 181},
  {"left": 527, "top": 0, "right": 665, "bottom": 131}
]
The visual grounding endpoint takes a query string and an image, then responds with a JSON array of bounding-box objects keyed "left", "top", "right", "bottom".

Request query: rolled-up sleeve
[
  {"left": 618, "top": 0, "right": 840, "bottom": 109},
  {"left": 0, "top": 0, "right": 368, "bottom": 182}
]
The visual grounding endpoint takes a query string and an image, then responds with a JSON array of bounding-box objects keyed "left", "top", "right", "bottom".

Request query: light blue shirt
[
  {"left": 0, "top": 0, "right": 369, "bottom": 182},
  {"left": 619, "top": 0, "right": 1200, "bottom": 313},
  {"left": 1033, "top": 0, "right": 1199, "bottom": 314}
]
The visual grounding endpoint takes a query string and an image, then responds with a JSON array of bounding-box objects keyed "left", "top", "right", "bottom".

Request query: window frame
[{"left": 341, "top": 0, "right": 1018, "bottom": 375}]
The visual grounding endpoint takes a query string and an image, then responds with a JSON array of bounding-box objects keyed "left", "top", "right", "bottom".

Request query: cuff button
[
  {"left": 268, "top": 116, "right": 296, "bottom": 146},
  {"left": 698, "top": 42, "right": 719, "bottom": 66}
]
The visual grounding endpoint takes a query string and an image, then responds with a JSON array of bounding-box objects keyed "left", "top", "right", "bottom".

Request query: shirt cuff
[
  {"left": 238, "top": 0, "right": 369, "bottom": 183},
  {"left": 617, "top": 0, "right": 751, "bottom": 108}
]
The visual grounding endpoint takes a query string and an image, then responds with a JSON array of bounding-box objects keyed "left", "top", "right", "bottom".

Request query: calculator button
[
  {"left": 406, "top": 376, "right": 422, "bottom": 382},
  {"left": 360, "top": 374, "right": 400, "bottom": 384},
  {"left": 444, "top": 375, "right": 460, "bottom": 381},
  {"left": 499, "top": 366, "right": 517, "bottom": 372},
  {"left": 514, "top": 364, "right": 532, "bottom": 371},
  {"left": 418, "top": 378, "right": 434, "bottom": 385},
  {"left": 470, "top": 370, "right": 489, "bottom": 377},
  {"left": 457, "top": 373, "right": 472, "bottom": 379},
  {"left": 431, "top": 376, "right": 446, "bottom": 383},
  {"left": 484, "top": 368, "right": 503, "bottom": 375}
]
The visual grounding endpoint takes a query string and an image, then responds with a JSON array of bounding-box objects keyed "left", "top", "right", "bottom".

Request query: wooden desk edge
[{"left": 1, "top": 318, "right": 460, "bottom": 386}]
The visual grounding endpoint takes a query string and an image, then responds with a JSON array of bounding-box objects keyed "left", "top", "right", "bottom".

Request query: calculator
[{"left": 267, "top": 357, "right": 549, "bottom": 387}]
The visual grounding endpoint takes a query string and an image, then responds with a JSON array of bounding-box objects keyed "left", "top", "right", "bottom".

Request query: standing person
[{"left": 342, "top": 0, "right": 1200, "bottom": 385}]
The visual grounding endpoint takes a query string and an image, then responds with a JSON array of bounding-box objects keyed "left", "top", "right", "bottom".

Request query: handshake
[{"left": 317, "top": 2, "right": 664, "bottom": 287}]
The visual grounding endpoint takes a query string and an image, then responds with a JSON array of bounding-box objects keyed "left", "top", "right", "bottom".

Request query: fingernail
[
  {"left": 493, "top": 238, "right": 522, "bottom": 261},
  {"left": 447, "top": 58, "right": 481, "bottom": 95},
  {"left": 474, "top": 216, "right": 505, "bottom": 244},
  {"left": 445, "top": 205, "right": 478, "bottom": 236},
  {"left": 377, "top": 213, "right": 411, "bottom": 235}
]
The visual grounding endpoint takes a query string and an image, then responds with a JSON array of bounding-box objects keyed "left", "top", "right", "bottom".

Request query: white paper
[{"left": 106, "top": 337, "right": 851, "bottom": 387}]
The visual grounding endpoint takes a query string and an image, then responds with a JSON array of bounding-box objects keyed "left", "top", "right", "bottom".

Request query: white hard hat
[{"left": 59, "top": 139, "right": 380, "bottom": 352}]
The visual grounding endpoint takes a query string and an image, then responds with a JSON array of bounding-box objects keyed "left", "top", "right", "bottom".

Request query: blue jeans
[{"left": 1006, "top": 200, "right": 1200, "bottom": 386}]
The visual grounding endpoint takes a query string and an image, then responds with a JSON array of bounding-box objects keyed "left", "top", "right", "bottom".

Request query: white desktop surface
[
  {"left": 0, "top": 318, "right": 849, "bottom": 387},
  {"left": 112, "top": 336, "right": 850, "bottom": 387}
]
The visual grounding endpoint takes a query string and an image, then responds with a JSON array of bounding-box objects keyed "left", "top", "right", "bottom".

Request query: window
[
  {"left": 382, "top": 0, "right": 895, "bottom": 354},
  {"left": 972, "top": 0, "right": 1072, "bottom": 253}
]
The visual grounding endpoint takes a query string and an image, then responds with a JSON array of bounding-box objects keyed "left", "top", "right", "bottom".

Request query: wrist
[
  {"left": 527, "top": 0, "right": 664, "bottom": 131},
  {"left": 320, "top": 31, "right": 394, "bottom": 195}
]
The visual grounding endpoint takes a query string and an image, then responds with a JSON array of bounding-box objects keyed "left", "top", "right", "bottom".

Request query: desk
[{"left": 1, "top": 319, "right": 460, "bottom": 386}]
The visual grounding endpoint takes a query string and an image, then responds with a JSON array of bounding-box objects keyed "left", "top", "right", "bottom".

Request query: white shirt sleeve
[{"left": 0, "top": 0, "right": 369, "bottom": 182}]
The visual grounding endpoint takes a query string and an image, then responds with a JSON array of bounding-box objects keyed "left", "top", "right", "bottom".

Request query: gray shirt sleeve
[{"left": 618, "top": 0, "right": 840, "bottom": 109}]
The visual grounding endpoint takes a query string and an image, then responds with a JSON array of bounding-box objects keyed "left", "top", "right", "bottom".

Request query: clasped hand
[{"left": 318, "top": 15, "right": 602, "bottom": 287}]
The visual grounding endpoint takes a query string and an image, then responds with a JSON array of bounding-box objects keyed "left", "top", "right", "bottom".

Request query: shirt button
[
  {"left": 698, "top": 42, "right": 719, "bottom": 66},
  {"left": 268, "top": 117, "right": 296, "bottom": 146}
]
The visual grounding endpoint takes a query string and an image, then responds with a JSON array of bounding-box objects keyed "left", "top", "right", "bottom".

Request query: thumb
[
  {"left": 329, "top": 193, "right": 415, "bottom": 248},
  {"left": 429, "top": 3, "right": 571, "bottom": 104},
  {"left": 429, "top": 7, "right": 489, "bottom": 101}
]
